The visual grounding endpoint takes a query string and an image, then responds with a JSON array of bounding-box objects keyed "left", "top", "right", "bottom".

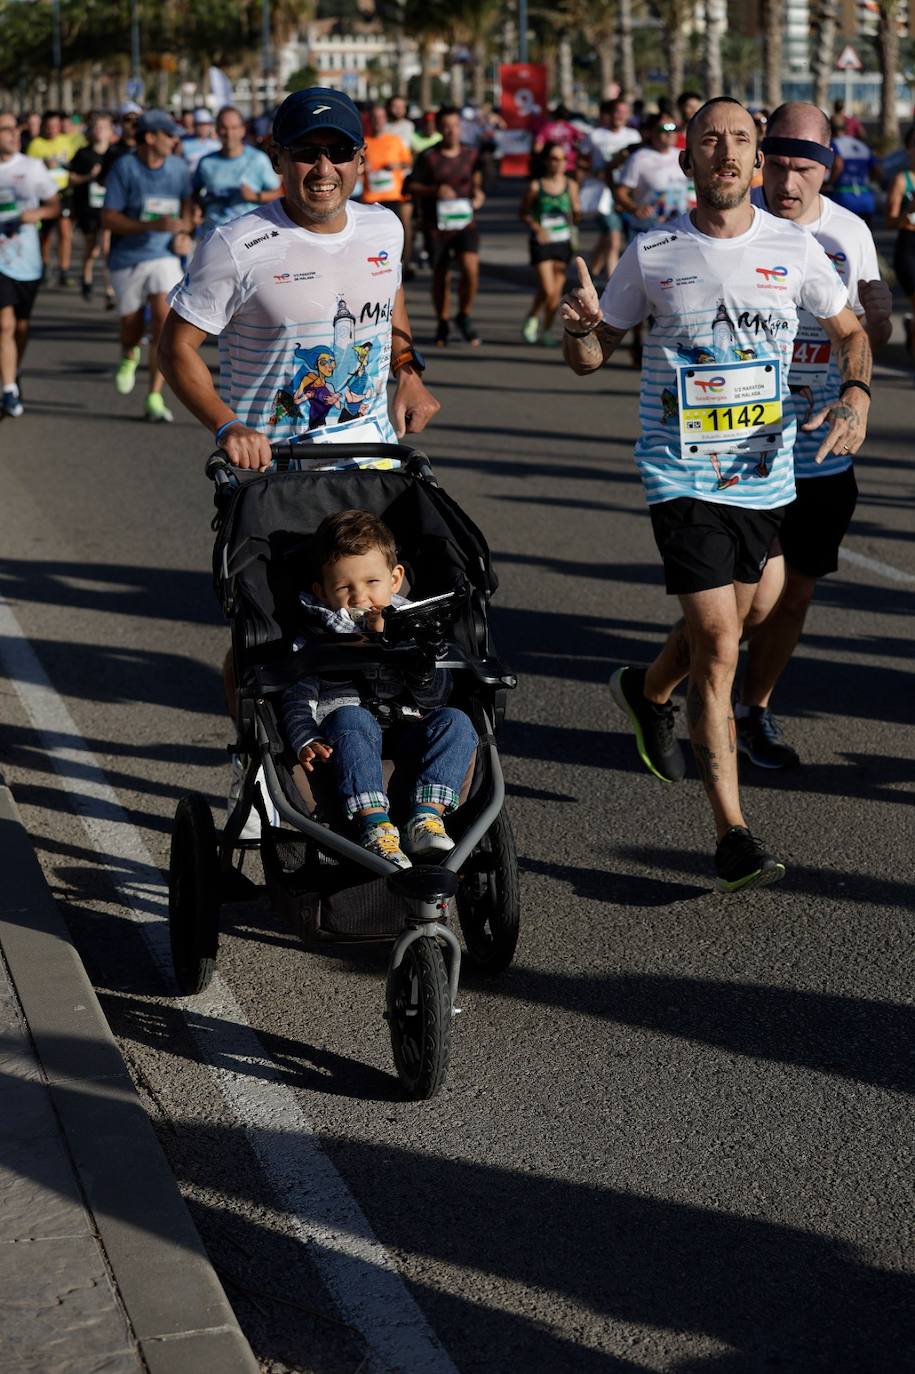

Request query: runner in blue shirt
[
  {"left": 102, "top": 110, "right": 193, "bottom": 421},
  {"left": 194, "top": 107, "right": 281, "bottom": 236},
  {"left": 829, "top": 121, "right": 877, "bottom": 225}
]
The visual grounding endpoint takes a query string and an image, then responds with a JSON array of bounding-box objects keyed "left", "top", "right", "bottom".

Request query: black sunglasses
[{"left": 282, "top": 141, "right": 360, "bottom": 164}]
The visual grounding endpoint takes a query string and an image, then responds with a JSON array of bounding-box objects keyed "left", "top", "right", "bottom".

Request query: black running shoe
[
  {"left": 715, "top": 826, "right": 785, "bottom": 892},
  {"left": 736, "top": 707, "right": 800, "bottom": 770},
  {"left": 609, "top": 666, "right": 686, "bottom": 782},
  {"left": 455, "top": 312, "right": 481, "bottom": 346}
]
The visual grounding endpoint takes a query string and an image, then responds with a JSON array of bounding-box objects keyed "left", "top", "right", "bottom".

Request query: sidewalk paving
[{"left": 0, "top": 773, "right": 259, "bottom": 1374}]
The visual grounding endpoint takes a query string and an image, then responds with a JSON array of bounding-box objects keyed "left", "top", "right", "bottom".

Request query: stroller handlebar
[{"left": 205, "top": 441, "right": 434, "bottom": 488}]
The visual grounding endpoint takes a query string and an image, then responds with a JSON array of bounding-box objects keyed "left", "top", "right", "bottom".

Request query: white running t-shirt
[
  {"left": 169, "top": 198, "right": 404, "bottom": 443},
  {"left": 752, "top": 189, "right": 878, "bottom": 479},
  {"left": 617, "top": 146, "right": 690, "bottom": 226},
  {"left": 599, "top": 207, "right": 848, "bottom": 508},
  {"left": 0, "top": 153, "right": 59, "bottom": 282},
  {"left": 586, "top": 125, "right": 641, "bottom": 174}
]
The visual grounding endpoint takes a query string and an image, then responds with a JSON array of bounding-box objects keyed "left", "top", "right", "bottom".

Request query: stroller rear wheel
[
  {"left": 168, "top": 794, "right": 220, "bottom": 995},
  {"left": 457, "top": 807, "right": 520, "bottom": 975},
  {"left": 386, "top": 937, "right": 451, "bottom": 1100}
]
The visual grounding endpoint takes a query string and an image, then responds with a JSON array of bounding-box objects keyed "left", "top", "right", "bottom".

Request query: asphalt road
[{"left": 1, "top": 193, "right": 913, "bottom": 1374}]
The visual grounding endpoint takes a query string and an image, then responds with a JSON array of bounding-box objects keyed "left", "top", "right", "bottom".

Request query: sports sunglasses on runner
[{"left": 282, "top": 141, "right": 361, "bottom": 164}]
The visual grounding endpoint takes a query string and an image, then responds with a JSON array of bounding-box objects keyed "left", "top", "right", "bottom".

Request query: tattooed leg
[{"left": 644, "top": 617, "right": 693, "bottom": 702}]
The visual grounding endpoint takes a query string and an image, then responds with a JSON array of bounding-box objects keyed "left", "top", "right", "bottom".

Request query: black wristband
[
  {"left": 838, "top": 380, "right": 871, "bottom": 400},
  {"left": 564, "top": 325, "right": 594, "bottom": 339}
]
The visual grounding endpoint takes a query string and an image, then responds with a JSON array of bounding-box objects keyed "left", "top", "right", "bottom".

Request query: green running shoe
[
  {"left": 144, "top": 392, "right": 173, "bottom": 423},
  {"left": 115, "top": 347, "right": 140, "bottom": 395},
  {"left": 715, "top": 826, "right": 785, "bottom": 893}
]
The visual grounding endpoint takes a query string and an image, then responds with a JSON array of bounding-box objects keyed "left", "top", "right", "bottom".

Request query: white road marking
[
  {"left": 839, "top": 546, "right": 915, "bottom": 585},
  {"left": 0, "top": 597, "right": 459, "bottom": 1374}
]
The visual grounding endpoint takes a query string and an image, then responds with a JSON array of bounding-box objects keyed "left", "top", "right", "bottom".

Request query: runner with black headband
[
  {"left": 737, "top": 102, "right": 891, "bottom": 766},
  {"left": 561, "top": 97, "right": 872, "bottom": 892}
]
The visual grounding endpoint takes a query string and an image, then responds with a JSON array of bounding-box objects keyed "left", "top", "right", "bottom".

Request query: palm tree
[
  {"left": 704, "top": 0, "right": 726, "bottom": 96},
  {"left": 618, "top": 0, "right": 636, "bottom": 99},
  {"left": 648, "top": 0, "right": 695, "bottom": 104},
  {"left": 761, "top": 0, "right": 783, "bottom": 109},
  {"left": 400, "top": 0, "right": 450, "bottom": 109},
  {"left": 810, "top": 0, "right": 838, "bottom": 108},
  {"left": 876, "top": 0, "right": 900, "bottom": 148}
]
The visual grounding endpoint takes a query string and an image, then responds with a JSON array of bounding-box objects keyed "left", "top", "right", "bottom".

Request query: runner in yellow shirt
[{"left": 27, "top": 111, "right": 75, "bottom": 285}]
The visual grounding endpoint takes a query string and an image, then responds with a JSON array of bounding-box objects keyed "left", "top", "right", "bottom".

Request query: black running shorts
[
  {"left": 429, "top": 224, "right": 480, "bottom": 268},
  {"left": 529, "top": 236, "right": 572, "bottom": 267},
  {"left": 893, "top": 230, "right": 915, "bottom": 297},
  {"left": 649, "top": 496, "right": 787, "bottom": 595},
  {"left": 777, "top": 466, "right": 858, "bottom": 579},
  {"left": 0, "top": 272, "right": 40, "bottom": 321}
]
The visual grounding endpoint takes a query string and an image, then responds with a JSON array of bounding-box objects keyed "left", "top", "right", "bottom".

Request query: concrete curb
[{"left": 0, "top": 777, "right": 260, "bottom": 1374}]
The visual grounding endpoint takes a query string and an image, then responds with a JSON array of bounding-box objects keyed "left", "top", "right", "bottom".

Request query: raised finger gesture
[{"left": 559, "top": 256, "right": 603, "bottom": 334}]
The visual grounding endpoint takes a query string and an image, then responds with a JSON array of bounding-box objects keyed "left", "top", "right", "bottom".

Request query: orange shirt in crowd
[{"left": 362, "top": 132, "right": 411, "bottom": 203}]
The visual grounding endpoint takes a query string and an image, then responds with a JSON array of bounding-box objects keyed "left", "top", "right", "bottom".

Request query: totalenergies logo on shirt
[
  {"left": 693, "top": 376, "right": 727, "bottom": 393},
  {"left": 755, "top": 264, "right": 789, "bottom": 289},
  {"left": 826, "top": 250, "right": 848, "bottom": 276},
  {"left": 367, "top": 248, "right": 392, "bottom": 276}
]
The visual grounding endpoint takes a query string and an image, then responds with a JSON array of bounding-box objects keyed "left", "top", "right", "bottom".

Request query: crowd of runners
[{"left": 0, "top": 82, "right": 909, "bottom": 889}]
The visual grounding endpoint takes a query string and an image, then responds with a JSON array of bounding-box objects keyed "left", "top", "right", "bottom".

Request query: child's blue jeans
[{"left": 318, "top": 705, "right": 477, "bottom": 819}]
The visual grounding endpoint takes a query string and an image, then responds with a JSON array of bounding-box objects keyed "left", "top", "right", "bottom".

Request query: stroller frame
[{"left": 168, "top": 441, "right": 519, "bottom": 1100}]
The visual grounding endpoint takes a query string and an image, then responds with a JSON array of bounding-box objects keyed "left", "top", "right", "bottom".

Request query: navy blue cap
[
  {"left": 272, "top": 88, "right": 364, "bottom": 149},
  {"left": 136, "top": 109, "right": 181, "bottom": 138}
]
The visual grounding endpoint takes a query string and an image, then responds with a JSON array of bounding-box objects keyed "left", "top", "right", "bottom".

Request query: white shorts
[{"left": 110, "top": 257, "right": 183, "bottom": 316}]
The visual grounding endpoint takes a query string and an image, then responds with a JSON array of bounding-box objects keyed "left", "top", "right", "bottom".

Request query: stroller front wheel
[
  {"left": 386, "top": 936, "right": 451, "bottom": 1100},
  {"left": 168, "top": 794, "right": 221, "bottom": 995}
]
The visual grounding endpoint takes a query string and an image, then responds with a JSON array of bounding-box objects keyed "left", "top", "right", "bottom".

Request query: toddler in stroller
[
  {"left": 168, "top": 442, "right": 519, "bottom": 1099},
  {"left": 280, "top": 509, "right": 478, "bottom": 869}
]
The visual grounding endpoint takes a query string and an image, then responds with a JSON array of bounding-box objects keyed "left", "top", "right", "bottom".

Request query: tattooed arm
[
  {"left": 806, "top": 308, "right": 872, "bottom": 463},
  {"left": 560, "top": 254, "right": 633, "bottom": 374}
]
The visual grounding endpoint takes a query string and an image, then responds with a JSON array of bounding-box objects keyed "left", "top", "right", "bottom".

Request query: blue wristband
[{"left": 214, "top": 417, "right": 241, "bottom": 443}]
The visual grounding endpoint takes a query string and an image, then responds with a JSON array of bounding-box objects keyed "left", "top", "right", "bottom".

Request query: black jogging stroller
[{"left": 167, "top": 442, "right": 519, "bottom": 1099}]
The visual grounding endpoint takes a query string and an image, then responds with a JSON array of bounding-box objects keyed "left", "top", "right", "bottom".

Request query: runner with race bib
[{"left": 561, "top": 97, "right": 872, "bottom": 893}]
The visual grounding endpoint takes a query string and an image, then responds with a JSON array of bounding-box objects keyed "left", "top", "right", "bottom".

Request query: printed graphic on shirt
[{"left": 267, "top": 296, "right": 382, "bottom": 430}]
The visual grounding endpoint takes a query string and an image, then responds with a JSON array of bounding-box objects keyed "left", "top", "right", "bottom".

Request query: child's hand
[{"left": 299, "top": 740, "right": 333, "bottom": 773}]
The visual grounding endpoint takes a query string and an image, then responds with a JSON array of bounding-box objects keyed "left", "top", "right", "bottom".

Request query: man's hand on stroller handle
[
  {"left": 220, "top": 423, "right": 274, "bottom": 471},
  {"left": 298, "top": 739, "right": 333, "bottom": 772}
]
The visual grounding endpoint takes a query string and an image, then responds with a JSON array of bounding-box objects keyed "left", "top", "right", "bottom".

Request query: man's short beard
[{"left": 697, "top": 179, "right": 751, "bottom": 210}]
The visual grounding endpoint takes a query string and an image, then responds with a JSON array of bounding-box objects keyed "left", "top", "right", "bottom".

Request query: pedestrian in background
[
  {"left": 27, "top": 110, "right": 77, "bottom": 285},
  {"left": 887, "top": 124, "right": 915, "bottom": 376},
  {"left": 194, "top": 106, "right": 280, "bottom": 238},
  {"left": 102, "top": 109, "right": 192, "bottom": 422},
  {"left": 67, "top": 110, "right": 115, "bottom": 302},
  {"left": 520, "top": 142, "right": 580, "bottom": 346},
  {"left": 410, "top": 107, "right": 485, "bottom": 347}
]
